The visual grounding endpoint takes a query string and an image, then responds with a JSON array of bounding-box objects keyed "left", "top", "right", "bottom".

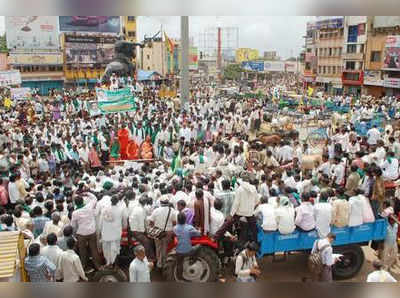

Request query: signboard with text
[
  {"left": 59, "top": 16, "right": 121, "bottom": 33},
  {"left": 6, "top": 16, "right": 59, "bottom": 50},
  {"left": 383, "top": 36, "right": 400, "bottom": 71}
]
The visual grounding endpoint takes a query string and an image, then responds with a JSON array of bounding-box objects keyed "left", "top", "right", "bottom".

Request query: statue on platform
[{"left": 101, "top": 40, "right": 136, "bottom": 85}]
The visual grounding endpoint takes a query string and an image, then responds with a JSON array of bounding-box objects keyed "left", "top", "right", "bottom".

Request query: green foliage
[
  {"left": 0, "top": 34, "right": 8, "bottom": 53},
  {"left": 223, "top": 63, "right": 243, "bottom": 80}
]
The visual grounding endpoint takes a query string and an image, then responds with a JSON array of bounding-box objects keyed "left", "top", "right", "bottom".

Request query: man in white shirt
[
  {"left": 295, "top": 193, "right": 315, "bottom": 232},
  {"left": 348, "top": 190, "right": 364, "bottom": 227},
  {"left": 210, "top": 199, "right": 225, "bottom": 236},
  {"left": 311, "top": 233, "right": 337, "bottom": 282},
  {"left": 279, "top": 142, "right": 294, "bottom": 164},
  {"left": 214, "top": 178, "right": 260, "bottom": 242},
  {"left": 129, "top": 245, "right": 153, "bottom": 282},
  {"left": 275, "top": 197, "right": 295, "bottom": 235},
  {"left": 367, "top": 260, "right": 397, "bottom": 282},
  {"left": 254, "top": 197, "right": 277, "bottom": 232},
  {"left": 7, "top": 174, "right": 20, "bottom": 206},
  {"left": 41, "top": 233, "right": 63, "bottom": 280},
  {"left": 58, "top": 237, "right": 88, "bottom": 282},
  {"left": 331, "top": 156, "right": 345, "bottom": 187},
  {"left": 148, "top": 200, "right": 176, "bottom": 269},
  {"left": 129, "top": 197, "right": 155, "bottom": 261},
  {"left": 367, "top": 125, "right": 381, "bottom": 146},
  {"left": 381, "top": 151, "right": 399, "bottom": 181},
  {"left": 313, "top": 192, "right": 332, "bottom": 238}
]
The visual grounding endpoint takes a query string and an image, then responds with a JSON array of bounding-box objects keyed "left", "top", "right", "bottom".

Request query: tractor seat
[{"left": 384, "top": 181, "right": 397, "bottom": 189}]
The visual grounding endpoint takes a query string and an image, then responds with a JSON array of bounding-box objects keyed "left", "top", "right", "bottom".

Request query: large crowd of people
[{"left": 0, "top": 73, "right": 399, "bottom": 282}]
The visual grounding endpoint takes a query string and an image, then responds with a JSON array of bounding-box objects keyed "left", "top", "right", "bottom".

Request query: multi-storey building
[
  {"left": 302, "top": 22, "right": 318, "bottom": 89},
  {"left": 342, "top": 16, "right": 368, "bottom": 96},
  {"left": 122, "top": 16, "right": 137, "bottom": 43},
  {"left": 368, "top": 17, "right": 400, "bottom": 97},
  {"left": 315, "top": 17, "right": 344, "bottom": 95}
]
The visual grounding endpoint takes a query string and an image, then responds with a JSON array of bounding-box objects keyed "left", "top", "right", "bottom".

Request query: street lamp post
[{"left": 180, "top": 16, "right": 189, "bottom": 111}]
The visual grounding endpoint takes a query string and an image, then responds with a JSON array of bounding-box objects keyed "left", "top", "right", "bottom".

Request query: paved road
[{"left": 150, "top": 246, "right": 399, "bottom": 282}]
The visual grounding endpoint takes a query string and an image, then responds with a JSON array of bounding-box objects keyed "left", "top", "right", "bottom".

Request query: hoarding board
[
  {"left": 189, "top": 47, "right": 198, "bottom": 71},
  {"left": 59, "top": 16, "right": 121, "bottom": 33},
  {"left": 11, "top": 87, "right": 32, "bottom": 100},
  {"left": 5, "top": 16, "right": 59, "bottom": 50},
  {"left": 383, "top": 36, "right": 400, "bottom": 71},
  {"left": 264, "top": 61, "right": 285, "bottom": 72},
  {"left": 383, "top": 78, "right": 400, "bottom": 89},
  {"left": 364, "top": 71, "right": 383, "bottom": 86},
  {"left": 9, "top": 53, "right": 63, "bottom": 65},
  {"left": 242, "top": 61, "right": 264, "bottom": 72},
  {"left": 64, "top": 34, "right": 118, "bottom": 64},
  {"left": 0, "top": 70, "right": 21, "bottom": 87}
]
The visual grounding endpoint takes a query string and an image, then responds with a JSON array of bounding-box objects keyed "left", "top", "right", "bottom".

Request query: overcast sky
[
  {"left": 138, "top": 16, "right": 314, "bottom": 58},
  {"left": 0, "top": 16, "right": 313, "bottom": 59}
]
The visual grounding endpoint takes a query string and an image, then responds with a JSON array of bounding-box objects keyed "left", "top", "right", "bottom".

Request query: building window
[
  {"left": 128, "top": 31, "right": 136, "bottom": 38},
  {"left": 323, "top": 66, "right": 326, "bottom": 73},
  {"left": 332, "top": 66, "right": 336, "bottom": 74},
  {"left": 359, "top": 62, "right": 363, "bottom": 70},
  {"left": 359, "top": 44, "right": 364, "bottom": 54},
  {"left": 327, "top": 66, "right": 331, "bottom": 73},
  {"left": 329, "top": 48, "right": 332, "bottom": 56},
  {"left": 347, "top": 44, "right": 357, "bottom": 53},
  {"left": 346, "top": 61, "right": 356, "bottom": 70},
  {"left": 305, "top": 62, "right": 311, "bottom": 70},
  {"left": 338, "top": 48, "right": 342, "bottom": 56},
  {"left": 348, "top": 25, "right": 358, "bottom": 42},
  {"left": 370, "top": 51, "right": 381, "bottom": 62},
  {"left": 147, "top": 54, "right": 150, "bottom": 60},
  {"left": 319, "top": 66, "right": 322, "bottom": 74},
  {"left": 127, "top": 16, "right": 136, "bottom": 22}
]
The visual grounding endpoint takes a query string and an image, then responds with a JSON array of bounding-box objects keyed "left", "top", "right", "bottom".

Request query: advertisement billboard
[
  {"left": 242, "top": 61, "right": 264, "bottom": 72},
  {"left": 383, "top": 36, "right": 400, "bottom": 71},
  {"left": 0, "top": 70, "right": 21, "bottom": 87},
  {"left": 383, "top": 77, "right": 400, "bottom": 89},
  {"left": 59, "top": 16, "right": 121, "bottom": 33},
  {"left": 64, "top": 34, "right": 118, "bottom": 64},
  {"left": 5, "top": 16, "right": 59, "bottom": 50},
  {"left": 189, "top": 47, "right": 198, "bottom": 71},
  {"left": 264, "top": 61, "right": 285, "bottom": 72},
  {"left": 284, "top": 62, "right": 298, "bottom": 72},
  {"left": 9, "top": 53, "right": 63, "bottom": 65},
  {"left": 11, "top": 87, "right": 32, "bottom": 100},
  {"left": 364, "top": 71, "right": 383, "bottom": 86}
]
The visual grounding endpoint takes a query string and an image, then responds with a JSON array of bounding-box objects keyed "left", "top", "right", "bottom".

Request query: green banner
[
  {"left": 97, "top": 97, "right": 137, "bottom": 114},
  {"left": 96, "top": 87, "right": 132, "bottom": 101}
]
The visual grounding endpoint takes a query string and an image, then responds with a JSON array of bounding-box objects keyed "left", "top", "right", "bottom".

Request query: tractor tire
[
  {"left": 163, "top": 247, "right": 220, "bottom": 282},
  {"left": 332, "top": 244, "right": 364, "bottom": 280},
  {"left": 92, "top": 268, "right": 128, "bottom": 282}
]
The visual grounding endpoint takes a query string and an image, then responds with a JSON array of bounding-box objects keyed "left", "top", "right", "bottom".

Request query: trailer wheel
[
  {"left": 92, "top": 268, "right": 128, "bottom": 282},
  {"left": 332, "top": 244, "right": 364, "bottom": 280}
]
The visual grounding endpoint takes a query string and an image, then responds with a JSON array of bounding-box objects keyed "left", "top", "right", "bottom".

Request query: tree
[
  {"left": 0, "top": 34, "right": 8, "bottom": 53},
  {"left": 223, "top": 63, "right": 243, "bottom": 81}
]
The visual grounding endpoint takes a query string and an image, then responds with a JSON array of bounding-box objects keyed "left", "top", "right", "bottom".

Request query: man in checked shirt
[{"left": 24, "top": 243, "right": 56, "bottom": 282}]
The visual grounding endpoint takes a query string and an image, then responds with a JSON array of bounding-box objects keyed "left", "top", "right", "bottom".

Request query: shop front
[
  {"left": 363, "top": 70, "right": 384, "bottom": 97},
  {"left": 342, "top": 71, "right": 363, "bottom": 97},
  {"left": 383, "top": 77, "right": 400, "bottom": 97}
]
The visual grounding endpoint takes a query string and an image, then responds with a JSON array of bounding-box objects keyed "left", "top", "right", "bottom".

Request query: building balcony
[
  {"left": 342, "top": 70, "right": 363, "bottom": 85},
  {"left": 342, "top": 52, "right": 364, "bottom": 60},
  {"left": 20, "top": 71, "right": 64, "bottom": 80}
]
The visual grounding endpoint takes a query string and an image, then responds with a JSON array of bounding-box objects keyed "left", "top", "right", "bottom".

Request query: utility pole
[{"left": 180, "top": 16, "right": 189, "bottom": 111}]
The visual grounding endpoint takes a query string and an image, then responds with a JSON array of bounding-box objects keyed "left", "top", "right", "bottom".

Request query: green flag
[
  {"left": 171, "top": 148, "right": 182, "bottom": 174},
  {"left": 110, "top": 139, "right": 120, "bottom": 159}
]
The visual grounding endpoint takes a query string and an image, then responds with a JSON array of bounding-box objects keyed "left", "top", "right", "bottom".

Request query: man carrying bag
[{"left": 148, "top": 198, "right": 176, "bottom": 270}]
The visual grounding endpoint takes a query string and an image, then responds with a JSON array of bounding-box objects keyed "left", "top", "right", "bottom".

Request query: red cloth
[
  {"left": 126, "top": 140, "right": 139, "bottom": 160},
  {"left": 118, "top": 128, "right": 130, "bottom": 160}
]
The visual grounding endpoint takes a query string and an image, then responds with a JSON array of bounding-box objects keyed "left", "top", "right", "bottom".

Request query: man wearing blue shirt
[{"left": 173, "top": 212, "right": 201, "bottom": 282}]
